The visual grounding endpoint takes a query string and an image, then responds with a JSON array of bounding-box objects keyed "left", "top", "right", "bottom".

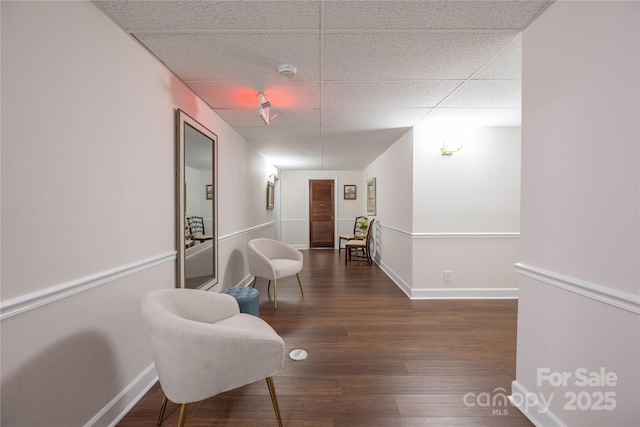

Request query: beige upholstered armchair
[
  {"left": 141, "top": 289, "right": 285, "bottom": 427},
  {"left": 248, "top": 238, "right": 304, "bottom": 310}
]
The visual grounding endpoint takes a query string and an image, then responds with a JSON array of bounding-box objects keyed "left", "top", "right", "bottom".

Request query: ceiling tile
[
  {"left": 421, "top": 108, "right": 522, "bottom": 127},
  {"left": 134, "top": 32, "right": 320, "bottom": 81},
  {"left": 324, "top": 32, "right": 515, "bottom": 80},
  {"left": 322, "top": 108, "right": 430, "bottom": 129},
  {"left": 96, "top": 1, "right": 320, "bottom": 31},
  {"left": 323, "top": 81, "right": 461, "bottom": 108},
  {"left": 322, "top": 128, "right": 411, "bottom": 170},
  {"left": 217, "top": 109, "right": 320, "bottom": 127},
  {"left": 440, "top": 80, "right": 521, "bottom": 108},
  {"left": 187, "top": 81, "right": 321, "bottom": 109},
  {"left": 325, "top": 1, "right": 553, "bottom": 30},
  {"left": 235, "top": 126, "right": 322, "bottom": 150},
  {"left": 474, "top": 34, "right": 522, "bottom": 79}
]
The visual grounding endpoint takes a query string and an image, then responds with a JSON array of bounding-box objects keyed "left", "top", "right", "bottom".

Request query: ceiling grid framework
[{"left": 94, "top": 0, "right": 554, "bottom": 170}]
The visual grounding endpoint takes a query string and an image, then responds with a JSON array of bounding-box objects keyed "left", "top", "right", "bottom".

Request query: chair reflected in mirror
[{"left": 186, "top": 216, "right": 204, "bottom": 236}]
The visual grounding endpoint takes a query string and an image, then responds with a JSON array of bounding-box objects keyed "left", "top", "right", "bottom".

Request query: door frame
[{"left": 305, "top": 177, "right": 338, "bottom": 249}]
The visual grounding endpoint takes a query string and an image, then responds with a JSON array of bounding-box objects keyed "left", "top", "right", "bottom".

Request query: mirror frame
[{"left": 176, "top": 109, "right": 218, "bottom": 290}]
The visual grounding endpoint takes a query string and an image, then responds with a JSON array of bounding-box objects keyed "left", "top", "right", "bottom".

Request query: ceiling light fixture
[
  {"left": 259, "top": 93, "right": 277, "bottom": 125},
  {"left": 278, "top": 64, "right": 297, "bottom": 78}
]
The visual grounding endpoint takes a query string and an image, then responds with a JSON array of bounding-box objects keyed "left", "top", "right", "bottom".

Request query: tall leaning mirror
[{"left": 176, "top": 109, "right": 218, "bottom": 290}]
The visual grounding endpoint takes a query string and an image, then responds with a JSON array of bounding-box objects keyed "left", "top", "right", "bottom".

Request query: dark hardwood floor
[{"left": 119, "top": 249, "right": 532, "bottom": 427}]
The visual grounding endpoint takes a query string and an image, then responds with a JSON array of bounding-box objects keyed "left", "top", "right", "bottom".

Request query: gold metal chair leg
[
  {"left": 177, "top": 404, "right": 189, "bottom": 427},
  {"left": 157, "top": 395, "right": 168, "bottom": 426},
  {"left": 296, "top": 273, "right": 304, "bottom": 295},
  {"left": 251, "top": 276, "right": 257, "bottom": 288},
  {"left": 267, "top": 280, "right": 271, "bottom": 293},
  {"left": 273, "top": 279, "right": 277, "bottom": 310},
  {"left": 266, "top": 377, "right": 283, "bottom": 427}
]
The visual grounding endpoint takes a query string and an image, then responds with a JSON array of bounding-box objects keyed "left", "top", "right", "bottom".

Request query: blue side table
[{"left": 221, "top": 287, "right": 260, "bottom": 317}]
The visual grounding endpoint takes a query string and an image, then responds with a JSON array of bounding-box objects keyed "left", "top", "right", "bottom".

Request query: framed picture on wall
[
  {"left": 344, "top": 185, "right": 356, "bottom": 200},
  {"left": 266, "top": 181, "right": 274, "bottom": 209},
  {"left": 206, "top": 185, "right": 213, "bottom": 200},
  {"left": 366, "top": 177, "right": 376, "bottom": 215}
]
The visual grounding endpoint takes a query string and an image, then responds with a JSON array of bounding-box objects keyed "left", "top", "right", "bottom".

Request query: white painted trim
[
  {"left": 291, "top": 244, "right": 309, "bottom": 250},
  {"left": 0, "top": 252, "right": 176, "bottom": 320},
  {"left": 412, "top": 232, "right": 520, "bottom": 239},
  {"left": 516, "top": 263, "right": 640, "bottom": 315},
  {"left": 377, "top": 258, "right": 412, "bottom": 298},
  {"left": 380, "top": 224, "right": 413, "bottom": 237},
  {"left": 510, "top": 380, "right": 567, "bottom": 427},
  {"left": 232, "top": 273, "right": 255, "bottom": 289},
  {"left": 411, "top": 287, "right": 518, "bottom": 299},
  {"left": 378, "top": 223, "right": 519, "bottom": 239},
  {"left": 218, "top": 221, "right": 273, "bottom": 243},
  {"left": 87, "top": 363, "right": 158, "bottom": 427}
]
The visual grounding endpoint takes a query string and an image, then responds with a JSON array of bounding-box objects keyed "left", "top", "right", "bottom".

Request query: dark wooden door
[{"left": 309, "top": 180, "right": 335, "bottom": 248}]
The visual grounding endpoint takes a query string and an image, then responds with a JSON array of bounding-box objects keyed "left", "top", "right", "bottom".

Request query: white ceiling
[{"left": 94, "top": 0, "right": 553, "bottom": 171}]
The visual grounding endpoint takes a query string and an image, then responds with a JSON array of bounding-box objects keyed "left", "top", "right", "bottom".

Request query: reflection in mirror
[{"left": 176, "top": 110, "right": 218, "bottom": 290}]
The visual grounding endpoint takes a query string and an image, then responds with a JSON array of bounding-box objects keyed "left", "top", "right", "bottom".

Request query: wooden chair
[
  {"left": 339, "top": 216, "right": 367, "bottom": 252},
  {"left": 345, "top": 219, "right": 375, "bottom": 265},
  {"left": 186, "top": 216, "right": 205, "bottom": 235}
]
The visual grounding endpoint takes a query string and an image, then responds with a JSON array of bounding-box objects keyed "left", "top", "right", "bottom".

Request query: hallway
[{"left": 120, "top": 249, "right": 532, "bottom": 426}]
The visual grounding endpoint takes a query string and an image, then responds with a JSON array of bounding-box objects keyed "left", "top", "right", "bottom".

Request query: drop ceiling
[{"left": 94, "top": 0, "right": 553, "bottom": 171}]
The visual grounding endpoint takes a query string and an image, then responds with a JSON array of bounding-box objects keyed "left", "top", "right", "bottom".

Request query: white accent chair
[
  {"left": 248, "top": 238, "right": 304, "bottom": 310},
  {"left": 141, "top": 289, "right": 285, "bottom": 427}
]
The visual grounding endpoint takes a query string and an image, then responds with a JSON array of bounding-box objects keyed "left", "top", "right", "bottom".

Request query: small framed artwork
[
  {"left": 206, "top": 185, "right": 213, "bottom": 200},
  {"left": 366, "top": 177, "right": 376, "bottom": 215},
  {"left": 266, "top": 181, "right": 275, "bottom": 209},
  {"left": 344, "top": 184, "right": 356, "bottom": 200}
]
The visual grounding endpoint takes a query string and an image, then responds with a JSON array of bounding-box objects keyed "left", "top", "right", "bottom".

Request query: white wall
[
  {"left": 0, "top": 1, "right": 273, "bottom": 425},
  {"left": 363, "top": 129, "right": 414, "bottom": 294},
  {"left": 410, "top": 125, "right": 521, "bottom": 298},
  {"left": 279, "top": 170, "right": 364, "bottom": 249},
  {"left": 413, "top": 126, "right": 520, "bottom": 233},
  {"left": 513, "top": 2, "right": 639, "bottom": 426},
  {"left": 366, "top": 125, "right": 520, "bottom": 298}
]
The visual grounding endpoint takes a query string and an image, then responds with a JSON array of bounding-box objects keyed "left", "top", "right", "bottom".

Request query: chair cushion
[
  {"left": 346, "top": 240, "right": 365, "bottom": 247},
  {"left": 271, "top": 258, "right": 303, "bottom": 278}
]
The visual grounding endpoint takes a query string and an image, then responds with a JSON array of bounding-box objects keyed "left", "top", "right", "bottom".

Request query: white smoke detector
[{"left": 278, "top": 64, "right": 297, "bottom": 78}]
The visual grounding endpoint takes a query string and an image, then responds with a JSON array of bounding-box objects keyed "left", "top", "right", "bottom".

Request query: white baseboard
[
  {"left": 411, "top": 287, "right": 518, "bottom": 299},
  {"left": 86, "top": 363, "right": 158, "bottom": 427},
  {"left": 377, "top": 258, "right": 412, "bottom": 298},
  {"left": 377, "top": 258, "right": 517, "bottom": 300},
  {"left": 510, "top": 380, "right": 567, "bottom": 427}
]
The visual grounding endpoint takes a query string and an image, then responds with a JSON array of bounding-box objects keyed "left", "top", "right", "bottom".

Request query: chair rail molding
[
  {"left": 0, "top": 251, "right": 177, "bottom": 320},
  {"left": 413, "top": 232, "right": 520, "bottom": 239},
  {"left": 378, "top": 224, "right": 520, "bottom": 239},
  {"left": 218, "top": 221, "right": 274, "bottom": 243},
  {"left": 516, "top": 262, "right": 640, "bottom": 315}
]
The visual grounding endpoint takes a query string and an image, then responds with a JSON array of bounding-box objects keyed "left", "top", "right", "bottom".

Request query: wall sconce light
[{"left": 440, "top": 141, "right": 462, "bottom": 156}]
